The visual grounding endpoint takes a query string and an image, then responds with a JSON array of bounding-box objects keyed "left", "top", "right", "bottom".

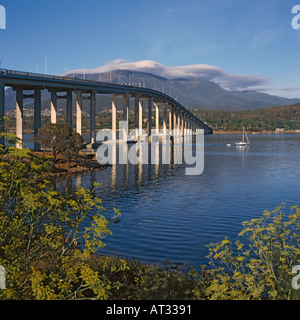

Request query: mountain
[
  {"left": 4, "top": 69, "right": 300, "bottom": 111},
  {"left": 68, "top": 69, "right": 300, "bottom": 110}
]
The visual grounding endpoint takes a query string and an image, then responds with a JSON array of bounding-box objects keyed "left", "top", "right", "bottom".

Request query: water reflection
[
  {"left": 110, "top": 142, "right": 179, "bottom": 192},
  {"left": 54, "top": 134, "right": 300, "bottom": 267},
  {"left": 235, "top": 145, "right": 250, "bottom": 166}
]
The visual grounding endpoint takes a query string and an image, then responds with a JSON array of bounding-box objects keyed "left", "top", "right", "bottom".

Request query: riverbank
[
  {"left": 213, "top": 129, "right": 300, "bottom": 134},
  {"left": 31, "top": 151, "right": 108, "bottom": 178}
]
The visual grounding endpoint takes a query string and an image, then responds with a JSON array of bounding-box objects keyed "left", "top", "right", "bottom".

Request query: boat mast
[{"left": 243, "top": 126, "right": 249, "bottom": 143}]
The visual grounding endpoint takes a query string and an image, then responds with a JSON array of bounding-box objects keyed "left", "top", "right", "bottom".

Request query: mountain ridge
[
  {"left": 4, "top": 69, "right": 300, "bottom": 111},
  {"left": 68, "top": 69, "right": 300, "bottom": 110}
]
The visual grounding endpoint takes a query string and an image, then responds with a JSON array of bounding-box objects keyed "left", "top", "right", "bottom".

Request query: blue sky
[{"left": 1, "top": 0, "right": 300, "bottom": 98}]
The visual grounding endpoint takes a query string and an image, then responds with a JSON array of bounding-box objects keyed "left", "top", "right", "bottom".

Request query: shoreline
[
  {"left": 213, "top": 130, "right": 300, "bottom": 135},
  {"left": 31, "top": 151, "right": 108, "bottom": 179}
]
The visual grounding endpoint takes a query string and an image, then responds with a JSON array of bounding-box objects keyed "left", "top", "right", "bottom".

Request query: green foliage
[
  {"left": 86, "top": 256, "right": 209, "bottom": 300},
  {"left": 0, "top": 138, "right": 119, "bottom": 300},
  {"left": 37, "top": 122, "right": 83, "bottom": 161},
  {"left": 205, "top": 205, "right": 300, "bottom": 300}
]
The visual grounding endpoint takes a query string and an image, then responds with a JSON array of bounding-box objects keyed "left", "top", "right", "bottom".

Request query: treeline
[
  {"left": 5, "top": 104, "right": 300, "bottom": 134},
  {"left": 192, "top": 104, "right": 300, "bottom": 132}
]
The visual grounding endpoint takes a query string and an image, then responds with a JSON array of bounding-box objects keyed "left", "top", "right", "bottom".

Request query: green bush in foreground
[
  {"left": 1, "top": 134, "right": 300, "bottom": 300},
  {"left": 0, "top": 138, "right": 120, "bottom": 299},
  {"left": 205, "top": 205, "right": 300, "bottom": 300}
]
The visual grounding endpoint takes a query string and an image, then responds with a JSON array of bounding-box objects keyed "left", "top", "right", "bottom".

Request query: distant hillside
[
  {"left": 67, "top": 69, "right": 300, "bottom": 111},
  {"left": 4, "top": 69, "right": 300, "bottom": 111},
  {"left": 192, "top": 104, "right": 300, "bottom": 132}
]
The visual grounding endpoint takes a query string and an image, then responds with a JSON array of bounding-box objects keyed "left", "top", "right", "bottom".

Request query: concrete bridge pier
[
  {"left": 12, "top": 87, "right": 40, "bottom": 149},
  {"left": 173, "top": 108, "right": 178, "bottom": 136},
  {"left": 163, "top": 104, "right": 168, "bottom": 135},
  {"left": 147, "top": 97, "right": 153, "bottom": 137},
  {"left": 154, "top": 102, "right": 159, "bottom": 135},
  {"left": 76, "top": 91, "right": 82, "bottom": 136},
  {"left": 138, "top": 97, "right": 144, "bottom": 136},
  {"left": 90, "top": 91, "right": 96, "bottom": 144},
  {"left": 34, "top": 88, "right": 42, "bottom": 151},
  {"left": 49, "top": 89, "right": 73, "bottom": 128},
  {"left": 50, "top": 90, "right": 57, "bottom": 124},
  {"left": 122, "top": 93, "right": 129, "bottom": 140},
  {"left": 16, "top": 88, "right": 24, "bottom": 149},
  {"left": 177, "top": 111, "right": 182, "bottom": 136},
  {"left": 168, "top": 104, "right": 174, "bottom": 134},
  {"left": 66, "top": 90, "right": 73, "bottom": 127},
  {"left": 134, "top": 93, "right": 141, "bottom": 139},
  {"left": 111, "top": 94, "right": 117, "bottom": 140}
]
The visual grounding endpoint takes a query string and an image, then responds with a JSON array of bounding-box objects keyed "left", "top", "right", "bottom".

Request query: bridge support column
[
  {"left": 112, "top": 94, "right": 117, "bottom": 140},
  {"left": 163, "top": 105, "right": 167, "bottom": 135},
  {"left": 66, "top": 90, "right": 73, "bottom": 127},
  {"left": 34, "top": 88, "right": 41, "bottom": 151},
  {"left": 185, "top": 116, "right": 188, "bottom": 136},
  {"left": 139, "top": 98, "right": 143, "bottom": 135},
  {"left": 134, "top": 94, "right": 140, "bottom": 139},
  {"left": 155, "top": 103, "right": 159, "bottom": 135},
  {"left": 173, "top": 109, "right": 178, "bottom": 136},
  {"left": 148, "top": 97, "right": 153, "bottom": 137},
  {"left": 177, "top": 112, "right": 181, "bottom": 135},
  {"left": 50, "top": 90, "right": 57, "bottom": 124},
  {"left": 181, "top": 114, "right": 184, "bottom": 136},
  {"left": 90, "top": 91, "right": 96, "bottom": 144},
  {"left": 187, "top": 119, "right": 191, "bottom": 135},
  {"left": 123, "top": 94, "right": 129, "bottom": 139},
  {"left": 168, "top": 105, "right": 173, "bottom": 134},
  {"left": 16, "top": 88, "right": 23, "bottom": 149},
  {"left": 0, "top": 80, "right": 4, "bottom": 145},
  {"left": 76, "top": 91, "right": 82, "bottom": 136}
]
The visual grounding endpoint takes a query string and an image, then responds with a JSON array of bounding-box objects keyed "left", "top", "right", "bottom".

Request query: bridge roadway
[{"left": 0, "top": 69, "right": 213, "bottom": 150}]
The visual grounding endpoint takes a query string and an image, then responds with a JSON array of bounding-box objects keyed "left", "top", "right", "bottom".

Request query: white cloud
[{"left": 66, "top": 59, "right": 270, "bottom": 90}]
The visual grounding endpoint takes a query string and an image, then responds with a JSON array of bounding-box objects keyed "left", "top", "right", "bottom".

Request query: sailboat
[{"left": 235, "top": 126, "right": 250, "bottom": 146}]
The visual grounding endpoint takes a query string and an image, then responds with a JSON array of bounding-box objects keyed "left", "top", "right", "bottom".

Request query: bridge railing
[{"left": 0, "top": 68, "right": 115, "bottom": 86}]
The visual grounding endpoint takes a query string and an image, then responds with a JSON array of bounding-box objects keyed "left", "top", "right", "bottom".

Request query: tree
[{"left": 37, "top": 122, "right": 83, "bottom": 161}]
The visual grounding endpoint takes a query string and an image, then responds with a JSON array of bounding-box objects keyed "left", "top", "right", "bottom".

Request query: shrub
[
  {"left": 205, "top": 205, "right": 300, "bottom": 300},
  {"left": 37, "top": 122, "right": 83, "bottom": 161},
  {"left": 0, "top": 140, "right": 119, "bottom": 300}
]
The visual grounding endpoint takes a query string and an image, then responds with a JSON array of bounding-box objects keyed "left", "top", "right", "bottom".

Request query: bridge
[{"left": 0, "top": 69, "right": 213, "bottom": 150}]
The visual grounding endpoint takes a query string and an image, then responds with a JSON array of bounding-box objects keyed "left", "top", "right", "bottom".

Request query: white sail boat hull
[
  {"left": 235, "top": 126, "right": 250, "bottom": 146},
  {"left": 235, "top": 142, "right": 250, "bottom": 146}
]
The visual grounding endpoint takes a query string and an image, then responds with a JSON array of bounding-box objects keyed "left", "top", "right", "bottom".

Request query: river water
[{"left": 25, "top": 133, "right": 300, "bottom": 267}]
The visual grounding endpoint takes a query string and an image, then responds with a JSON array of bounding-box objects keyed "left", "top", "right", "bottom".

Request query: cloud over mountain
[{"left": 66, "top": 59, "right": 270, "bottom": 91}]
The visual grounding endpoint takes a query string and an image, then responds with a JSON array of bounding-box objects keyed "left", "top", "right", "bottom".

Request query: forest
[{"left": 192, "top": 104, "right": 300, "bottom": 132}]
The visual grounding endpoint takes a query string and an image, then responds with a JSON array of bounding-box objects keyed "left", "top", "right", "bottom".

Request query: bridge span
[{"left": 0, "top": 69, "right": 213, "bottom": 150}]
